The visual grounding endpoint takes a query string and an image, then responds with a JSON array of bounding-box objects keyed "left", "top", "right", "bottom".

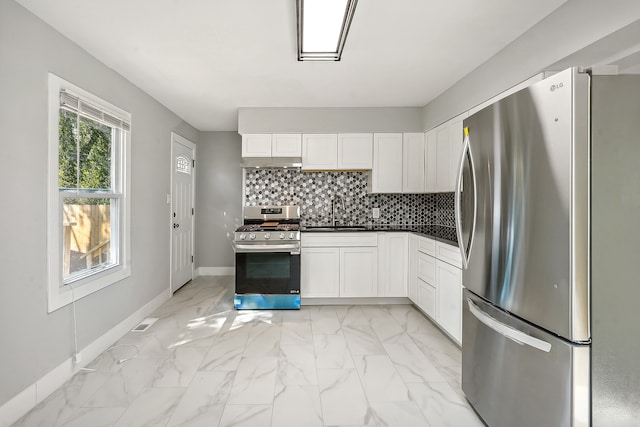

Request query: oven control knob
[
  {"left": 264, "top": 233, "right": 271, "bottom": 240},
  {"left": 279, "top": 233, "right": 285, "bottom": 239},
  {"left": 249, "top": 233, "right": 256, "bottom": 240},
  {"left": 239, "top": 233, "right": 246, "bottom": 240},
  {"left": 288, "top": 232, "right": 295, "bottom": 239}
]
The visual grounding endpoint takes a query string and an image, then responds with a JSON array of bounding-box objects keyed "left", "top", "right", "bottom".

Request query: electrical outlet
[
  {"left": 73, "top": 352, "right": 82, "bottom": 364},
  {"left": 372, "top": 208, "right": 380, "bottom": 219}
]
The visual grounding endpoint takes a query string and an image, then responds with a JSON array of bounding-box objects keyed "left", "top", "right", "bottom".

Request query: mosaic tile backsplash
[{"left": 244, "top": 169, "right": 455, "bottom": 227}]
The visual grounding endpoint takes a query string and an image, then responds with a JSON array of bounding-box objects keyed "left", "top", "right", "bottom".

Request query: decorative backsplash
[{"left": 244, "top": 169, "right": 455, "bottom": 227}]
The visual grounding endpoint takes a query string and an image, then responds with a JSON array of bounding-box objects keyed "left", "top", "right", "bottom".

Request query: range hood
[{"left": 241, "top": 157, "right": 302, "bottom": 169}]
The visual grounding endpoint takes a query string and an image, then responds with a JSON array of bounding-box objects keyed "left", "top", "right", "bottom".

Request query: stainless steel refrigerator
[{"left": 456, "top": 67, "right": 640, "bottom": 427}]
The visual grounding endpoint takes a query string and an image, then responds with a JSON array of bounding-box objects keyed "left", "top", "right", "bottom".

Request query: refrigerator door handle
[
  {"left": 467, "top": 298, "right": 552, "bottom": 352},
  {"left": 455, "top": 127, "right": 477, "bottom": 269}
]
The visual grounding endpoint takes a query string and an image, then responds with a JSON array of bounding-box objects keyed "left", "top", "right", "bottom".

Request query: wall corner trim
[{"left": 0, "top": 288, "right": 171, "bottom": 427}]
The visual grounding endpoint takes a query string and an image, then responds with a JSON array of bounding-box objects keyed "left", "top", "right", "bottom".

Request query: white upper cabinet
[
  {"left": 370, "top": 133, "right": 403, "bottom": 193},
  {"left": 242, "top": 134, "right": 272, "bottom": 157},
  {"left": 302, "top": 134, "right": 338, "bottom": 170},
  {"left": 424, "top": 112, "right": 468, "bottom": 192},
  {"left": 242, "top": 133, "right": 302, "bottom": 158},
  {"left": 402, "top": 133, "right": 425, "bottom": 193},
  {"left": 272, "top": 134, "right": 302, "bottom": 157},
  {"left": 337, "top": 133, "right": 373, "bottom": 170}
]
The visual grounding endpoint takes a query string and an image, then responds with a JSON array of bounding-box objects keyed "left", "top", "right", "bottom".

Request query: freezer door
[
  {"left": 462, "top": 290, "right": 590, "bottom": 427},
  {"left": 458, "top": 68, "right": 590, "bottom": 342}
]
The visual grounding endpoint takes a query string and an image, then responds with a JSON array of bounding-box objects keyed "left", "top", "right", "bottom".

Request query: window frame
[{"left": 47, "top": 74, "right": 131, "bottom": 313}]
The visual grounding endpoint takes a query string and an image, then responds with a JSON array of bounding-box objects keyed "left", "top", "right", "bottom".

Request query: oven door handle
[{"left": 233, "top": 243, "right": 301, "bottom": 254}]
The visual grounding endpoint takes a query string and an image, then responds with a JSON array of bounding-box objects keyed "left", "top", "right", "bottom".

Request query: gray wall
[
  {"left": 238, "top": 107, "right": 424, "bottom": 133},
  {"left": 0, "top": 1, "right": 199, "bottom": 406},
  {"left": 195, "top": 132, "right": 242, "bottom": 269},
  {"left": 422, "top": 0, "right": 640, "bottom": 130}
]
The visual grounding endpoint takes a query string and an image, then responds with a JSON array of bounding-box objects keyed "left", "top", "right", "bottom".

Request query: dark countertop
[{"left": 302, "top": 224, "right": 458, "bottom": 246}]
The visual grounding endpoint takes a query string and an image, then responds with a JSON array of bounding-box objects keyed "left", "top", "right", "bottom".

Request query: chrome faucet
[{"left": 331, "top": 195, "right": 346, "bottom": 227}]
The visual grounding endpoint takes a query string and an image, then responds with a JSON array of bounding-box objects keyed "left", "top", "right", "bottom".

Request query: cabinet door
[
  {"left": 418, "top": 279, "right": 436, "bottom": 319},
  {"left": 436, "top": 260, "right": 462, "bottom": 344},
  {"left": 242, "top": 134, "right": 272, "bottom": 157},
  {"left": 302, "top": 134, "right": 338, "bottom": 170},
  {"left": 447, "top": 115, "right": 466, "bottom": 191},
  {"left": 377, "top": 233, "right": 408, "bottom": 297},
  {"left": 340, "top": 247, "right": 377, "bottom": 297},
  {"left": 424, "top": 129, "right": 437, "bottom": 193},
  {"left": 435, "top": 125, "right": 452, "bottom": 192},
  {"left": 272, "top": 134, "right": 302, "bottom": 157},
  {"left": 408, "top": 234, "right": 418, "bottom": 303},
  {"left": 301, "top": 247, "right": 340, "bottom": 297},
  {"left": 402, "top": 133, "right": 425, "bottom": 193},
  {"left": 370, "top": 133, "right": 403, "bottom": 193},
  {"left": 337, "top": 133, "right": 373, "bottom": 170},
  {"left": 417, "top": 252, "right": 436, "bottom": 285}
]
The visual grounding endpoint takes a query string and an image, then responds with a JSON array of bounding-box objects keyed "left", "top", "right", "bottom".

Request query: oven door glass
[{"left": 235, "top": 252, "right": 300, "bottom": 295}]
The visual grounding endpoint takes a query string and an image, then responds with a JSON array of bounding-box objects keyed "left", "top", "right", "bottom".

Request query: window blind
[{"left": 60, "top": 90, "right": 130, "bottom": 131}]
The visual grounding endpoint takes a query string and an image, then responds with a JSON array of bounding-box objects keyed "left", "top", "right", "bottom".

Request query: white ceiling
[{"left": 17, "top": 0, "right": 568, "bottom": 131}]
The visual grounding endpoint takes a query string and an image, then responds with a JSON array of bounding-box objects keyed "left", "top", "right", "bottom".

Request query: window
[{"left": 47, "top": 74, "right": 131, "bottom": 312}]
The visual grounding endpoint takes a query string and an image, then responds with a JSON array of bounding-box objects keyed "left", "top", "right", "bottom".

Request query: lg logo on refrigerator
[{"left": 550, "top": 82, "right": 564, "bottom": 91}]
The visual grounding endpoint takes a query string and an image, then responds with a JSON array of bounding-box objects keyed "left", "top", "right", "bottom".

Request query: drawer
[
  {"left": 436, "top": 241, "right": 462, "bottom": 268},
  {"left": 301, "top": 232, "right": 378, "bottom": 247},
  {"left": 417, "top": 252, "right": 436, "bottom": 285},
  {"left": 418, "top": 279, "right": 436, "bottom": 319},
  {"left": 417, "top": 235, "right": 435, "bottom": 256}
]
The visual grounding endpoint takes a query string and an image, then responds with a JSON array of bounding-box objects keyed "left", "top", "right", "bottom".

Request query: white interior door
[{"left": 171, "top": 133, "right": 195, "bottom": 292}]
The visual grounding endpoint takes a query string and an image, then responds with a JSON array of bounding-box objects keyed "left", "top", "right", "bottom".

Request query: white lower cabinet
[
  {"left": 435, "top": 259, "right": 462, "bottom": 344},
  {"left": 417, "top": 279, "right": 436, "bottom": 319},
  {"left": 377, "top": 233, "right": 408, "bottom": 297},
  {"left": 408, "top": 234, "right": 418, "bottom": 302},
  {"left": 413, "top": 235, "right": 463, "bottom": 345},
  {"left": 340, "top": 247, "right": 378, "bottom": 297},
  {"left": 301, "top": 247, "right": 340, "bottom": 297},
  {"left": 301, "top": 233, "right": 378, "bottom": 298}
]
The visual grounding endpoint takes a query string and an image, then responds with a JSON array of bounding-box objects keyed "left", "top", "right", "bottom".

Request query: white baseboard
[
  {"left": 195, "top": 267, "right": 234, "bottom": 277},
  {"left": 0, "top": 288, "right": 171, "bottom": 427},
  {"left": 301, "top": 297, "right": 411, "bottom": 306}
]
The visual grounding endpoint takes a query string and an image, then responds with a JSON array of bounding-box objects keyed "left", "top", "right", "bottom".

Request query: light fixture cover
[{"left": 297, "top": 0, "right": 358, "bottom": 61}]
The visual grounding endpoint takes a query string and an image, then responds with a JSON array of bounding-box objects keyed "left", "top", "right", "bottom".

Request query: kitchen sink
[{"left": 304, "top": 225, "right": 368, "bottom": 232}]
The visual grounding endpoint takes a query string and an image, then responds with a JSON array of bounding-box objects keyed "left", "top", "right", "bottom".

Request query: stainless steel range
[{"left": 233, "top": 206, "right": 301, "bottom": 309}]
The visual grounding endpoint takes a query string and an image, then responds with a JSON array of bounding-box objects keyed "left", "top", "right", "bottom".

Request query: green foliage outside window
[{"left": 58, "top": 109, "right": 112, "bottom": 192}]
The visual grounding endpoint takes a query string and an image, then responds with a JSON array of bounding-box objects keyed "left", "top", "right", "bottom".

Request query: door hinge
[
  {"left": 192, "top": 207, "right": 194, "bottom": 215},
  {"left": 191, "top": 255, "right": 194, "bottom": 263},
  {"left": 192, "top": 159, "right": 195, "bottom": 168}
]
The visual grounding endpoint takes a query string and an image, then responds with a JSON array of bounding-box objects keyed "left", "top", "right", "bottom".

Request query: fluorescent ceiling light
[{"left": 297, "top": 0, "right": 358, "bottom": 61}]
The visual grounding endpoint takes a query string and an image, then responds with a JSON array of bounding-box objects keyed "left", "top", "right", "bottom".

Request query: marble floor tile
[
  {"left": 12, "top": 277, "right": 485, "bottom": 427},
  {"left": 352, "top": 354, "right": 410, "bottom": 402},
  {"left": 218, "top": 404, "right": 272, "bottom": 427},
  {"left": 242, "top": 321, "right": 282, "bottom": 357},
  {"left": 281, "top": 320, "right": 313, "bottom": 346},
  {"left": 272, "top": 384, "right": 322, "bottom": 427},
  {"left": 227, "top": 356, "right": 278, "bottom": 405},
  {"left": 167, "top": 371, "right": 235, "bottom": 426},
  {"left": 277, "top": 344, "right": 318, "bottom": 385},
  {"left": 57, "top": 407, "right": 126, "bottom": 427},
  {"left": 382, "top": 334, "right": 446, "bottom": 383},
  {"left": 410, "top": 333, "right": 461, "bottom": 368},
  {"left": 152, "top": 346, "right": 208, "bottom": 387},
  {"left": 342, "top": 324, "right": 386, "bottom": 355},
  {"left": 318, "top": 369, "right": 370, "bottom": 426},
  {"left": 112, "top": 387, "right": 185, "bottom": 427},
  {"left": 408, "top": 382, "right": 484, "bottom": 427},
  {"left": 367, "top": 401, "right": 431, "bottom": 427},
  {"left": 199, "top": 325, "right": 251, "bottom": 371},
  {"left": 313, "top": 332, "right": 355, "bottom": 369}
]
